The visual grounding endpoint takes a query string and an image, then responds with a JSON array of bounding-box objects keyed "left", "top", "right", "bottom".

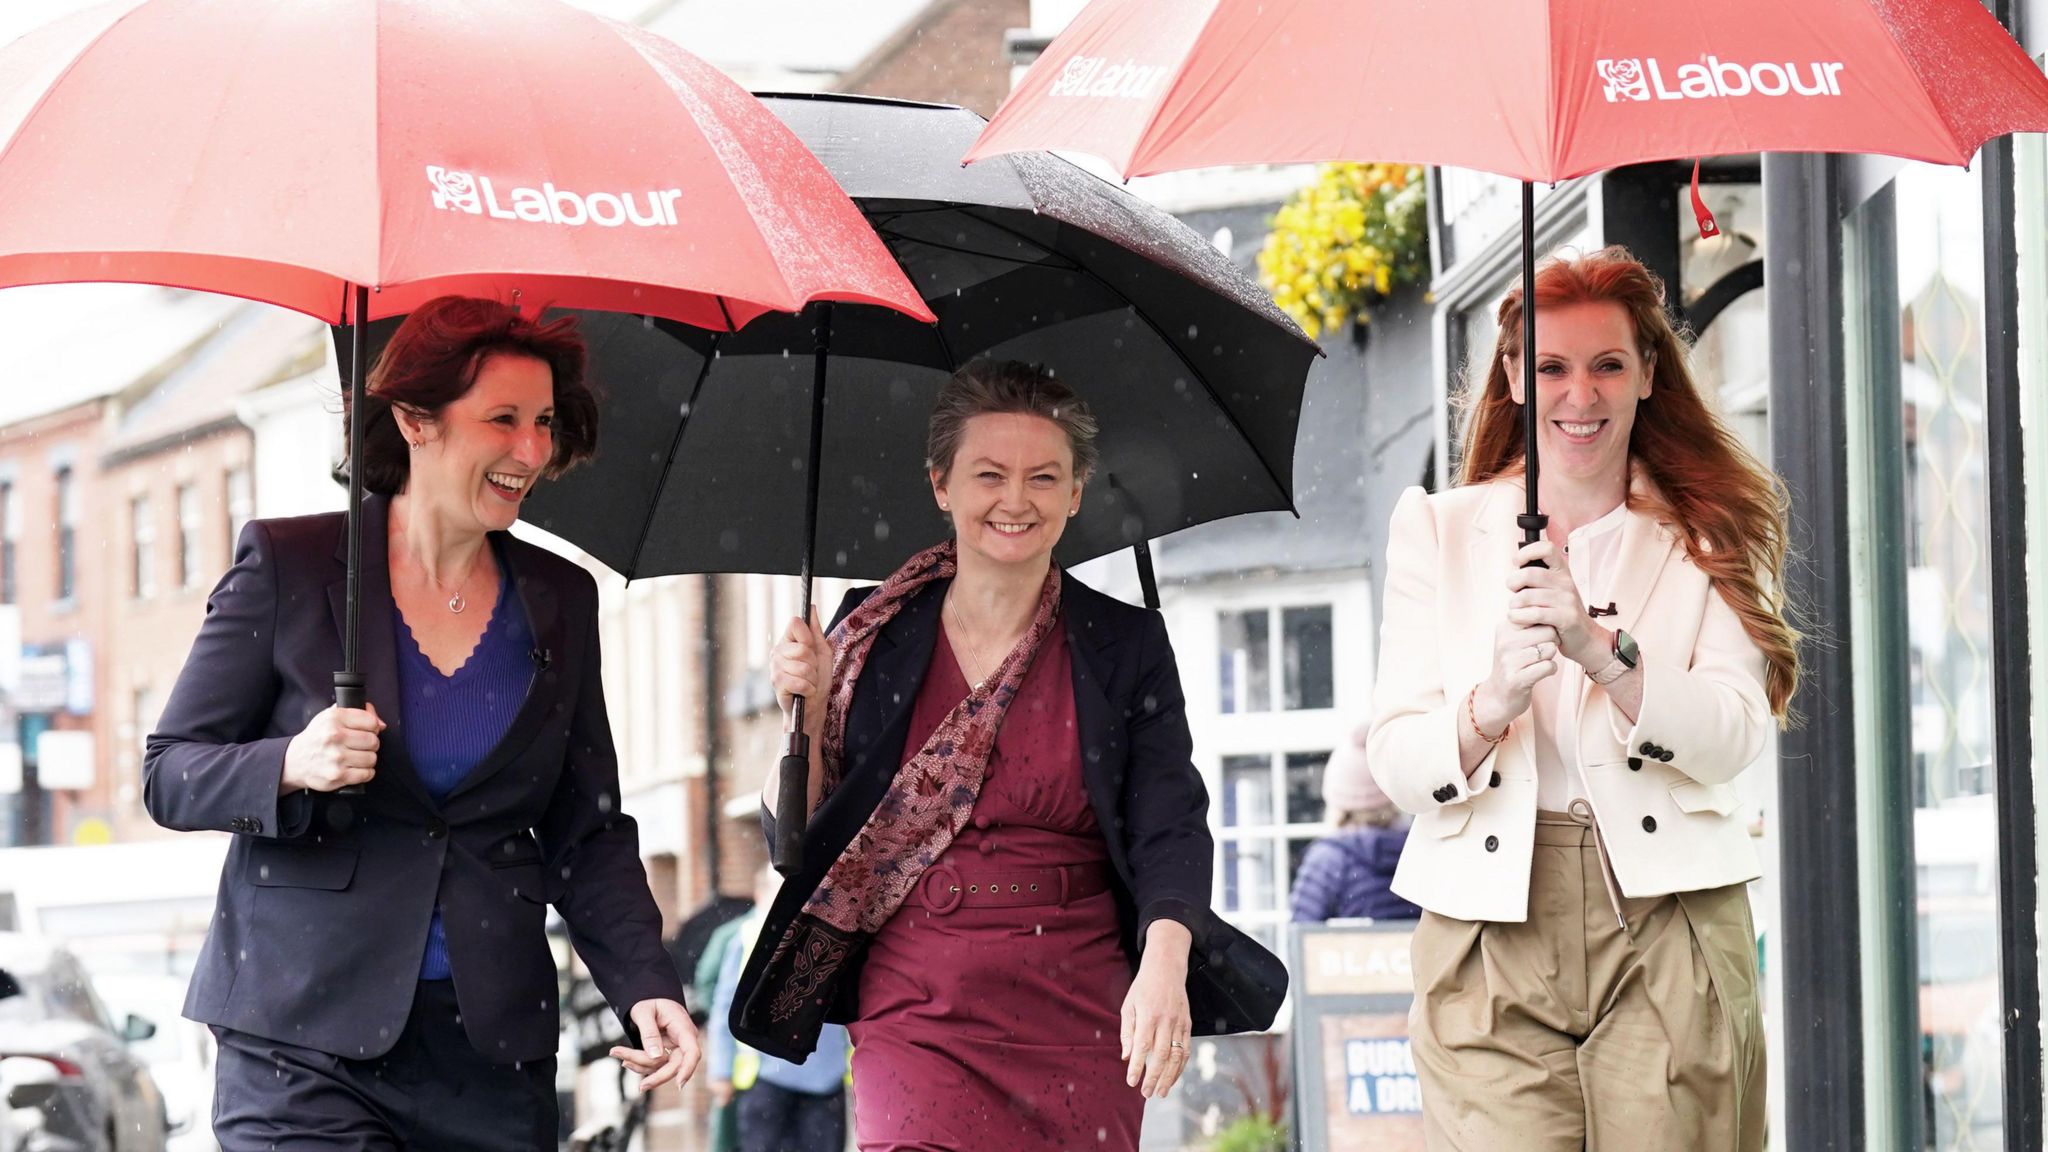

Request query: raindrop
[
  {"left": 1186, "top": 325, "right": 1199, "bottom": 339},
  {"left": 874, "top": 521, "right": 891, "bottom": 541}
]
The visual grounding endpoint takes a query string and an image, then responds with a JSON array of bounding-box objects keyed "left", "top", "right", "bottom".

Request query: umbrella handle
[
  {"left": 333, "top": 672, "right": 368, "bottom": 795},
  {"left": 772, "top": 708, "right": 810, "bottom": 875}
]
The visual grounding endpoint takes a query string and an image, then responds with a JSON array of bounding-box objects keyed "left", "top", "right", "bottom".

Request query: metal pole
[
  {"left": 702, "top": 575, "right": 723, "bottom": 897},
  {"left": 334, "top": 284, "right": 369, "bottom": 713},
  {"left": 773, "top": 302, "right": 833, "bottom": 875},
  {"left": 1765, "top": 150, "right": 1865, "bottom": 1151},
  {"left": 1517, "top": 182, "right": 1547, "bottom": 555}
]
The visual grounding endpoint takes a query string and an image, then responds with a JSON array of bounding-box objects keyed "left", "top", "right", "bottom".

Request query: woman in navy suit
[{"left": 145, "top": 297, "right": 698, "bottom": 1150}]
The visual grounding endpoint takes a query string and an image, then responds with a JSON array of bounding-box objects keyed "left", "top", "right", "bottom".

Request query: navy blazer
[
  {"left": 144, "top": 495, "right": 682, "bottom": 1063},
  {"left": 731, "top": 573, "right": 1225, "bottom": 1058}
]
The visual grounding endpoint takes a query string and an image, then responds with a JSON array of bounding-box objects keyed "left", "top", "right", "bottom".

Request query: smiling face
[
  {"left": 396, "top": 352, "right": 556, "bottom": 534},
  {"left": 1506, "top": 299, "right": 1652, "bottom": 487},
  {"left": 930, "top": 412, "right": 1084, "bottom": 571}
]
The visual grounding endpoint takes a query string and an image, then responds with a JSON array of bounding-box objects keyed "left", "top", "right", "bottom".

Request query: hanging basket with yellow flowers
[{"left": 1258, "top": 163, "right": 1430, "bottom": 340}]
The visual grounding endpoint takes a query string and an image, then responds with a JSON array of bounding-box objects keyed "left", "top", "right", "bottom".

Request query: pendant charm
[{"left": 448, "top": 591, "right": 466, "bottom": 614}]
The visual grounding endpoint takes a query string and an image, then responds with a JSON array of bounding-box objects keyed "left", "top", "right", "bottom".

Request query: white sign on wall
[{"left": 35, "top": 730, "right": 94, "bottom": 791}]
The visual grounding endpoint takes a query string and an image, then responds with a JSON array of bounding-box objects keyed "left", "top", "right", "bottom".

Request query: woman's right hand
[
  {"left": 770, "top": 608, "right": 833, "bottom": 739},
  {"left": 1473, "top": 621, "right": 1561, "bottom": 737},
  {"left": 281, "top": 704, "right": 384, "bottom": 793}
]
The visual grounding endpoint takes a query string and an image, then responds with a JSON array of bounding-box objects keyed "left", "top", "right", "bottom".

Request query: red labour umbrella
[
  {"left": 965, "top": 0, "right": 2048, "bottom": 544},
  {"left": 0, "top": 0, "right": 931, "bottom": 729},
  {"left": 0, "top": 0, "right": 930, "bottom": 329}
]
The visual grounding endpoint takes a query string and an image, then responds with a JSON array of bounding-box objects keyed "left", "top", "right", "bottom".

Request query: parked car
[
  {"left": 85, "top": 978, "right": 212, "bottom": 1152},
  {"left": 0, "top": 934, "right": 166, "bottom": 1152}
]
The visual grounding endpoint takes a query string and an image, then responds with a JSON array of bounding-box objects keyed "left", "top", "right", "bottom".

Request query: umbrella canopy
[
  {"left": 507, "top": 94, "right": 1319, "bottom": 581},
  {"left": 0, "top": 0, "right": 930, "bottom": 329},
  {"left": 962, "top": 0, "right": 2048, "bottom": 183},
  {"left": 964, "top": 0, "right": 2048, "bottom": 550}
]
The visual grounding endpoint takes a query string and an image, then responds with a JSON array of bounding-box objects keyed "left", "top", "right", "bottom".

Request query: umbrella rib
[
  {"left": 624, "top": 331, "right": 722, "bottom": 581},
  {"left": 957, "top": 207, "right": 1299, "bottom": 517},
  {"left": 871, "top": 217, "right": 1076, "bottom": 271}
]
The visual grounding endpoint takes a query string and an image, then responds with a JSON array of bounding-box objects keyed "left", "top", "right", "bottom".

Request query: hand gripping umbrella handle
[
  {"left": 773, "top": 700, "right": 811, "bottom": 874},
  {"left": 332, "top": 673, "right": 368, "bottom": 796}
]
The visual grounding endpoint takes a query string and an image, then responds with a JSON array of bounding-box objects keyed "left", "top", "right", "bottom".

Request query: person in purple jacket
[{"left": 1291, "top": 724, "right": 1421, "bottom": 922}]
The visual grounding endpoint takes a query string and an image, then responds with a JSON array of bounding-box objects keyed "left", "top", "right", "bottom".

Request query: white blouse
[{"left": 1529, "top": 500, "right": 1629, "bottom": 810}]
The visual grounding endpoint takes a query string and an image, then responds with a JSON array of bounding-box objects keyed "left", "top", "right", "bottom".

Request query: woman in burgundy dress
[{"left": 728, "top": 360, "right": 1260, "bottom": 1151}]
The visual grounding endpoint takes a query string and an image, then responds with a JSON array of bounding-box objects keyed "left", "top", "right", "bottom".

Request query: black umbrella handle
[{"left": 773, "top": 710, "right": 810, "bottom": 875}]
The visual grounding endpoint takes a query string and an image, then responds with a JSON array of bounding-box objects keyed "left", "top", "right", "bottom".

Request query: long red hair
[{"left": 1458, "top": 247, "right": 1799, "bottom": 720}]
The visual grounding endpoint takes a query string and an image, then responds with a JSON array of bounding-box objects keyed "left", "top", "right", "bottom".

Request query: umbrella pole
[
  {"left": 774, "top": 301, "right": 834, "bottom": 876},
  {"left": 336, "top": 283, "right": 370, "bottom": 711},
  {"left": 332, "top": 284, "right": 370, "bottom": 795},
  {"left": 1517, "top": 182, "right": 1548, "bottom": 562},
  {"left": 1133, "top": 541, "right": 1161, "bottom": 610}
]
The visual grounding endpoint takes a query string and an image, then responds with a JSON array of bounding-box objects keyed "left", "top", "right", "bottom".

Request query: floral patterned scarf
[{"left": 760, "top": 540, "right": 1063, "bottom": 1031}]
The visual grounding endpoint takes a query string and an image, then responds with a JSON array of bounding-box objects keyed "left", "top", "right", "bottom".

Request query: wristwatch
[
  {"left": 1591, "top": 628, "right": 1638, "bottom": 685},
  {"left": 1612, "top": 628, "right": 1638, "bottom": 669}
]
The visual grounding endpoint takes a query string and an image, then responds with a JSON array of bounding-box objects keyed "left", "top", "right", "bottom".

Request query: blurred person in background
[
  {"left": 1289, "top": 724, "right": 1419, "bottom": 922},
  {"left": 708, "top": 864, "right": 849, "bottom": 1152}
]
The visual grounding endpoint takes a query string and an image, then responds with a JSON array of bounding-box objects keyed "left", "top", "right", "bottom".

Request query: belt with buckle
[{"left": 917, "top": 861, "right": 1112, "bottom": 915}]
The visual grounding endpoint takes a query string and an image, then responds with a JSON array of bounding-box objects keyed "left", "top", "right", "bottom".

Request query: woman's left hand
[
  {"left": 612, "top": 998, "right": 702, "bottom": 1093},
  {"left": 1121, "top": 920, "right": 1193, "bottom": 1099},
  {"left": 1507, "top": 540, "right": 1610, "bottom": 670}
]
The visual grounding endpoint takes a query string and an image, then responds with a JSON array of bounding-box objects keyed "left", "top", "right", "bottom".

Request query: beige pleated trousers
[{"left": 1408, "top": 809, "right": 1766, "bottom": 1152}]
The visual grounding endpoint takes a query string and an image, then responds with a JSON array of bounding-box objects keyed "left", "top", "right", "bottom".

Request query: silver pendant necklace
[{"left": 429, "top": 549, "right": 483, "bottom": 615}]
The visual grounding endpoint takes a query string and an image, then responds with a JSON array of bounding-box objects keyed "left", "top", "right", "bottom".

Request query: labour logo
[
  {"left": 1597, "top": 59, "right": 1651, "bottom": 102},
  {"left": 1048, "top": 54, "right": 1169, "bottom": 101},
  {"left": 426, "top": 166, "right": 482, "bottom": 214},
  {"left": 424, "top": 163, "right": 682, "bottom": 228}
]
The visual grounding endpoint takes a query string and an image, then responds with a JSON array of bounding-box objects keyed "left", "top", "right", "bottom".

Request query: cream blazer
[{"left": 1367, "top": 479, "right": 1772, "bottom": 923}]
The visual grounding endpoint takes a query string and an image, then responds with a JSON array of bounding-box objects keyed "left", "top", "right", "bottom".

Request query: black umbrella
[{"left": 347, "top": 94, "right": 1319, "bottom": 870}]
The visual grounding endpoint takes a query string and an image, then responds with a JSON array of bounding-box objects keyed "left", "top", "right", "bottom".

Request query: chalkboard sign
[{"left": 1288, "top": 921, "right": 1426, "bottom": 1151}]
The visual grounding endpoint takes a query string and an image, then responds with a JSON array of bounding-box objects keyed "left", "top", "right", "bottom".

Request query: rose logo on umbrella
[
  {"left": 1597, "top": 59, "right": 1650, "bottom": 102},
  {"left": 426, "top": 166, "right": 482, "bottom": 213}
]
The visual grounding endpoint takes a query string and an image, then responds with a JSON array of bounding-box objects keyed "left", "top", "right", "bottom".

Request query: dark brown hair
[
  {"left": 1459, "top": 246, "right": 1799, "bottom": 719},
  {"left": 926, "top": 359, "right": 1099, "bottom": 483},
  {"left": 346, "top": 296, "right": 597, "bottom": 494}
]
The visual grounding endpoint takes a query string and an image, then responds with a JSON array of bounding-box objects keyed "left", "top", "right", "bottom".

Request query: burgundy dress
[{"left": 848, "top": 617, "right": 1143, "bottom": 1152}]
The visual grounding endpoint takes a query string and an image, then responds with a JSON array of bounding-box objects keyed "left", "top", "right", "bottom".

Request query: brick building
[
  {"left": 97, "top": 304, "right": 324, "bottom": 843},
  {"left": 0, "top": 285, "right": 244, "bottom": 847}
]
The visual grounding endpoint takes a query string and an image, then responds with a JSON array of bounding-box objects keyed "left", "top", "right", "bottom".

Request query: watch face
[{"left": 1616, "top": 629, "right": 1639, "bottom": 667}]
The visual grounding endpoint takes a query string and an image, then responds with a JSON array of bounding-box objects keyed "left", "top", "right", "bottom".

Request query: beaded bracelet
[{"left": 1466, "top": 685, "right": 1510, "bottom": 745}]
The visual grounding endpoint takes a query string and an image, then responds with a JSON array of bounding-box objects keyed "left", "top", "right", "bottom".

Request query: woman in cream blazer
[{"left": 1368, "top": 248, "right": 1799, "bottom": 1152}]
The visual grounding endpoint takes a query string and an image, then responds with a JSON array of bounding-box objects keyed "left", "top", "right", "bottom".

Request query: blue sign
[{"left": 1343, "top": 1038, "right": 1422, "bottom": 1115}]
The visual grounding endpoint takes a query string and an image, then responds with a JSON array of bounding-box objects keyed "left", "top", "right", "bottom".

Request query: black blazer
[
  {"left": 731, "top": 573, "right": 1286, "bottom": 1060},
  {"left": 143, "top": 495, "right": 682, "bottom": 1064}
]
